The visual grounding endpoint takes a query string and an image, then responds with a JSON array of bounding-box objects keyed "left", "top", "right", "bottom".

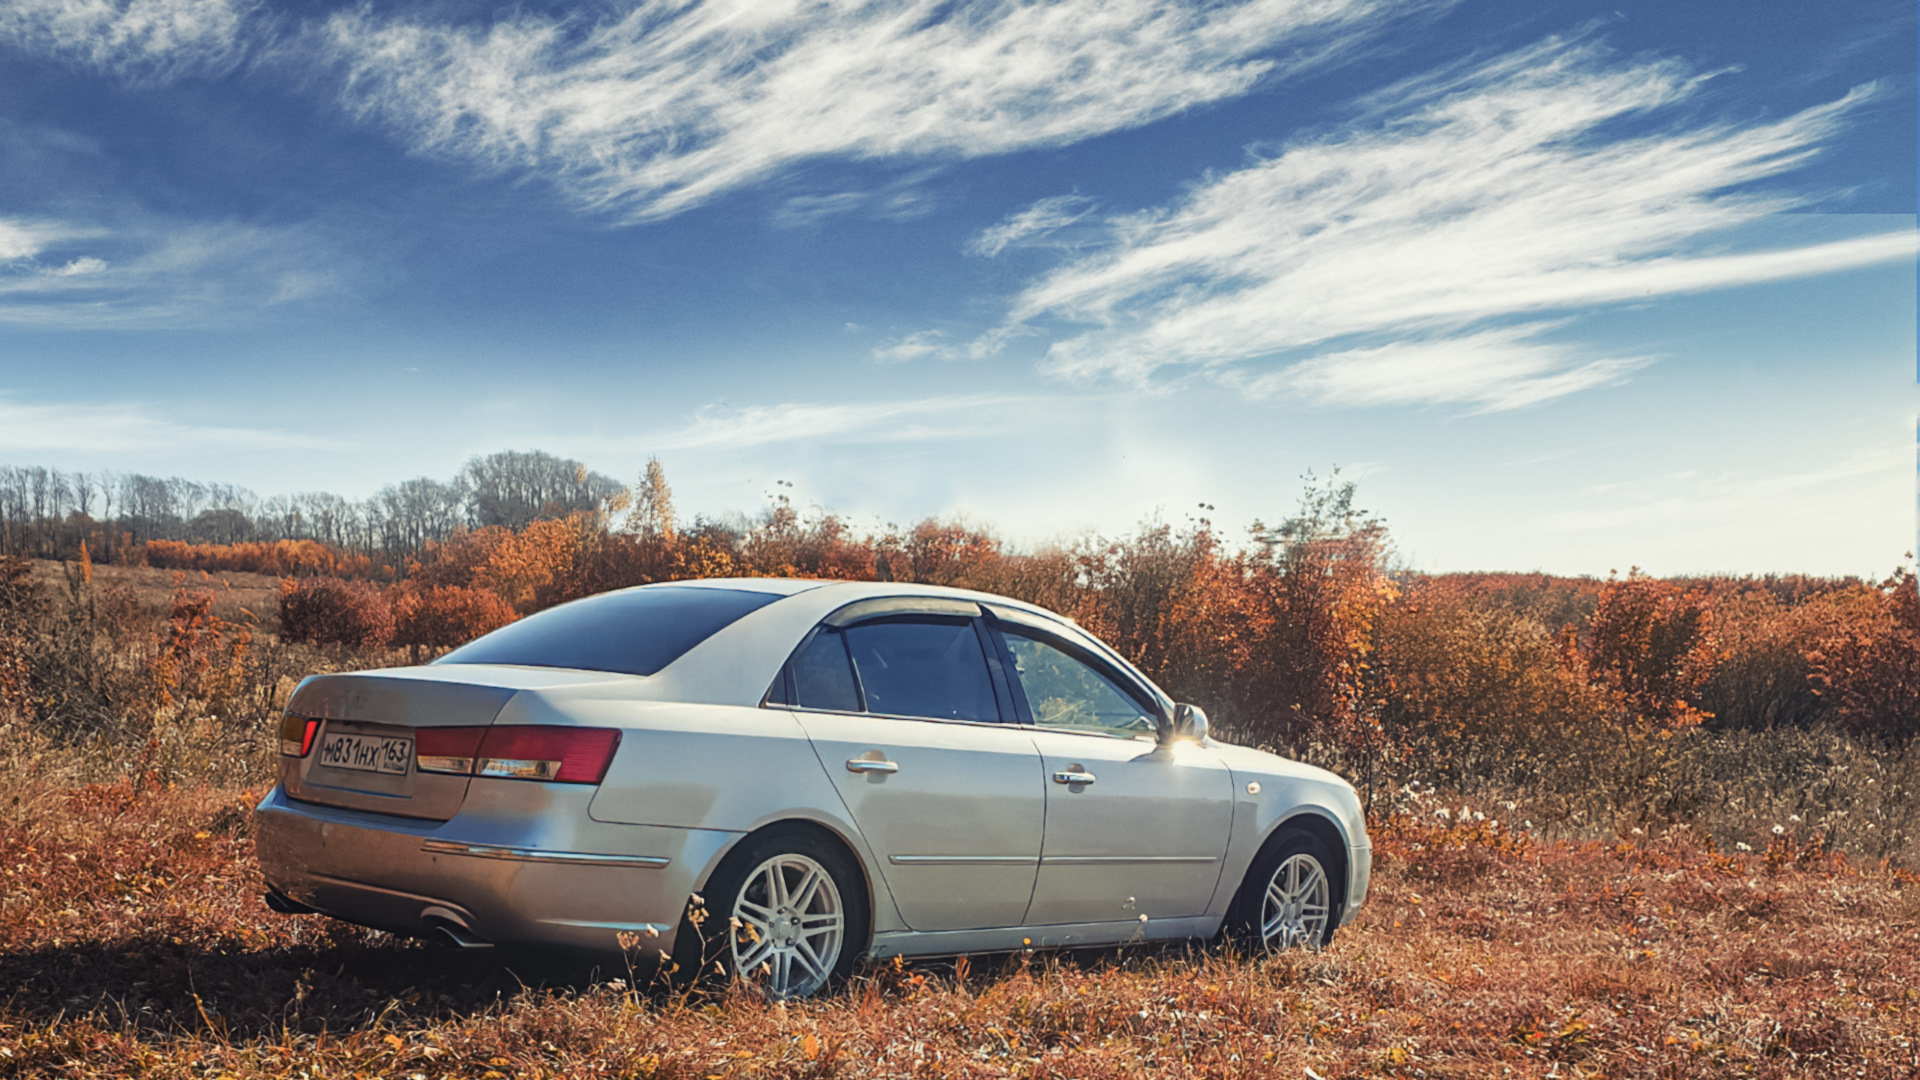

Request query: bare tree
[{"left": 461, "top": 450, "right": 622, "bottom": 530}]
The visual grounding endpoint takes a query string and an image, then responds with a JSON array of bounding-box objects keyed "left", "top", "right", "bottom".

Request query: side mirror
[{"left": 1168, "top": 702, "right": 1209, "bottom": 744}]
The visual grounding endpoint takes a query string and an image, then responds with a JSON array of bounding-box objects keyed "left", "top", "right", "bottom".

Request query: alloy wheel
[
  {"left": 730, "top": 852, "right": 846, "bottom": 998},
  {"left": 1259, "top": 852, "right": 1330, "bottom": 951}
]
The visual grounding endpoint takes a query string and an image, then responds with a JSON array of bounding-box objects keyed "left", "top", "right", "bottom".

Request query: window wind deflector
[
  {"left": 981, "top": 603, "right": 1075, "bottom": 635},
  {"left": 821, "top": 596, "right": 980, "bottom": 628}
]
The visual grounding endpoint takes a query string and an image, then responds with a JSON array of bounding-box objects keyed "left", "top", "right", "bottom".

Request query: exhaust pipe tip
[
  {"left": 421, "top": 906, "right": 493, "bottom": 950},
  {"left": 264, "top": 889, "right": 317, "bottom": 915}
]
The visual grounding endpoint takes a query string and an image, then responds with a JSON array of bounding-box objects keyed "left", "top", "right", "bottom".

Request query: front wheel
[
  {"left": 676, "top": 828, "right": 866, "bottom": 999},
  {"left": 1229, "top": 829, "right": 1336, "bottom": 952}
]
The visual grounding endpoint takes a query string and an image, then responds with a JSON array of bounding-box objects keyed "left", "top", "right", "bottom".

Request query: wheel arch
[
  {"left": 691, "top": 816, "right": 882, "bottom": 954},
  {"left": 1249, "top": 810, "right": 1352, "bottom": 924}
]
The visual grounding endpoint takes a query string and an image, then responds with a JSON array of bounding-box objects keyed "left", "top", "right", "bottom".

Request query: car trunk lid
[{"left": 281, "top": 666, "right": 623, "bottom": 821}]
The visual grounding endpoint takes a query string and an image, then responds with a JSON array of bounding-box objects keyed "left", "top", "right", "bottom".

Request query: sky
[{"left": 0, "top": 0, "right": 1913, "bottom": 577}]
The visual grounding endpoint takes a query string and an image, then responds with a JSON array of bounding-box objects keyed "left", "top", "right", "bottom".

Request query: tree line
[{"left": 0, "top": 451, "right": 625, "bottom": 563}]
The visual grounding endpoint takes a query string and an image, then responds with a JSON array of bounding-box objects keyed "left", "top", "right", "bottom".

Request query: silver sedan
[{"left": 255, "top": 578, "right": 1372, "bottom": 998}]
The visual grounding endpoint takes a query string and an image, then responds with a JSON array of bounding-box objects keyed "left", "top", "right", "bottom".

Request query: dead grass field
[
  {"left": 2, "top": 779, "right": 1915, "bottom": 1079},
  {"left": 23, "top": 559, "right": 283, "bottom": 628}
]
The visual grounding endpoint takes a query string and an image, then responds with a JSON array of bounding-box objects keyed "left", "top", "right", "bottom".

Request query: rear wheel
[
  {"left": 1229, "top": 828, "right": 1336, "bottom": 952},
  {"left": 676, "top": 828, "right": 866, "bottom": 999}
]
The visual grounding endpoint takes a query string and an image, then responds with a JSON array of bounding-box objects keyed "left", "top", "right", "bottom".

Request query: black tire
[
  {"left": 1226, "top": 827, "right": 1339, "bottom": 952},
  {"left": 671, "top": 826, "right": 868, "bottom": 998}
]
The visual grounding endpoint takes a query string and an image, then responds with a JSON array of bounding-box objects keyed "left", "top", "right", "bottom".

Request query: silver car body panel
[
  {"left": 788, "top": 709, "right": 1045, "bottom": 932},
  {"left": 1023, "top": 730, "right": 1232, "bottom": 926},
  {"left": 255, "top": 578, "right": 1373, "bottom": 957}
]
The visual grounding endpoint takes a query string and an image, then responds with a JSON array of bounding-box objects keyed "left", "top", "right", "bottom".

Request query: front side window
[
  {"left": 1001, "top": 629, "right": 1158, "bottom": 738},
  {"left": 842, "top": 618, "right": 1000, "bottom": 722}
]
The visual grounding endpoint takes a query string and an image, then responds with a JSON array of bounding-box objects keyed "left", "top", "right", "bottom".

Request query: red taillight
[
  {"left": 475, "top": 726, "right": 621, "bottom": 785},
  {"left": 279, "top": 715, "right": 321, "bottom": 757},
  {"left": 415, "top": 726, "right": 488, "bottom": 775}
]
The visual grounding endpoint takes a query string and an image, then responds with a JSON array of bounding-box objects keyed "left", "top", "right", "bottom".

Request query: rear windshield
[{"left": 436, "top": 586, "right": 780, "bottom": 677}]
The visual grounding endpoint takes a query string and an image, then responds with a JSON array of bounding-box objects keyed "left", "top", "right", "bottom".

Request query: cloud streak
[
  {"left": 0, "top": 214, "right": 351, "bottom": 328},
  {"left": 0, "top": 0, "right": 256, "bottom": 81},
  {"left": 0, "top": 394, "right": 335, "bottom": 454},
  {"left": 968, "top": 195, "right": 1099, "bottom": 257},
  {"left": 983, "top": 36, "right": 1917, "bottom": 409},
  {"left": 640, "top": 395, "right": 1041, "bottom": 452},
  {"left": 315, "top": 0, "right": 1420, "bottom": 222}
]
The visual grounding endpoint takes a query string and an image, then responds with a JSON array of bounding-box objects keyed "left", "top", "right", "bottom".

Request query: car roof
[{"left": 661, "top": 577, "right": 836, "bottom": 596}]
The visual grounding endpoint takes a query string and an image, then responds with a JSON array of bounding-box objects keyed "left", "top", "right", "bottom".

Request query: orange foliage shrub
[
  {"left": 143, "top": 539, "right": 375, "bottom": 578},
  {"left": 1583, "top": 571, "right": 1716, "bottom": 730},
  {"left": 278, "top": 577, "right": 394, "bottom": 649},
  {"left": 1375, "top": 576, "right": 1610, "bottom": 777},
  {"left": 1068, "top": 524, "right": 1249, "bottom": 716},
  {"left": 408, "top": 527, "right": 516, "bottom": 590},
  {"left": 390, "top": 583, "right": 518, "bottom": 657},
  {"left": 1810, "top": 569, "right": 1920, "bottom": 743},
  {"left": 150, "top": 588, "right": 251, "bottom": 713},
  {"left": 472, "top": 515, "right": 604, "bottom": 613},
  {"left": 1695, "top": 579, "right": 1879, "bottom": 731},
  {"left": 894, "top": 518, "right": 1000, "bottom": 585},
  {"left": 1239, "top": 510, "right": 1398, "bottom": 757}
]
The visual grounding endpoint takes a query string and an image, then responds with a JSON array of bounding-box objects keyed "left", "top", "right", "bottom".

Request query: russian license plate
[{"left": 316, "top": 731, "right": 413, "bottom": 775}]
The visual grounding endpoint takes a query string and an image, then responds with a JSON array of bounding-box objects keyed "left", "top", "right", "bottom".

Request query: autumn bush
[
  {"left": 390, "top": 582, "right": 519, "bottom": 661},
  {"left": 277, "top": 577, "right": 395, "bottom": 649},
  {"left": 143, "top": 538, "right": 376, "bottom": 578},
  {"left": 1809, "top": 568, "right": 1920, "bottom": 744}
]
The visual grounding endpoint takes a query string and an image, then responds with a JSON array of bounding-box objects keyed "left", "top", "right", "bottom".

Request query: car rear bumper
[{"left": 254, "top": 782, "right": 739, "bottom": 954}]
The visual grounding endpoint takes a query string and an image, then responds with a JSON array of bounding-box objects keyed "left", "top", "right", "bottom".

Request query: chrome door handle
[
  {"left": 846, "top": 758, "right": 899, "bottom": 774},
  {"left": 1052, "top": 770, "right": 1097, "bottom": 785}
]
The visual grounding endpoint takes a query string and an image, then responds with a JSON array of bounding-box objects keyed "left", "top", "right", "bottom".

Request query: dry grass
[
  {"left": 23, "top": 559, "right": 283, "bottom": 628},
  {"left": 2, "top": 777, "right": 1916, "bottom": 1079}
]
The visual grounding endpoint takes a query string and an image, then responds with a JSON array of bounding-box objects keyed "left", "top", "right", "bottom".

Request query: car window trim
[
  {"left": 770, "top": 613, "right": 1013, "bottom": 724},
  {"left": 778, "top": 704, "right": 1023, "bottom": 733}
]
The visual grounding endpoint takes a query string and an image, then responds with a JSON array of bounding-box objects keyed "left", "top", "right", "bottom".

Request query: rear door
[
  {"left": 780, "top": 612, "right": 1046, "bottom": 932},
  {"left": 993, "top": 625, "right": 1234, "bottom": 926}
]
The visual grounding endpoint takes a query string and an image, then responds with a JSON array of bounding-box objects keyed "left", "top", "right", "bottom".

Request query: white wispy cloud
[
  {"left": 0, "top": 218, "right": 92, "bottom": 261},
  {"left": 968, "top": 195, "right": 1099, "bottom": 257},
  {"left": 0, "top": 0, "right": 257, "bottom": 81},
  {"left": 1224, "top": 324, "right": 1648, "bottom": 411},
  {"left": 643, "top": 395, "right": 1038, "bottom": 452},
  {"left": 0, "top": 215, "right": 351, "bottom": 328},
  {"left": 870, "top": 330, "right": 957, "bottom": 363},
  {"left": 985, "top": 36, "right": 1918, "bottom": 409},
  {"left": 314, "top": 0, "right": 1421, "bottom": 222},
  {"left": 0, "top": 394, "right": 336, "bottom": 453}
]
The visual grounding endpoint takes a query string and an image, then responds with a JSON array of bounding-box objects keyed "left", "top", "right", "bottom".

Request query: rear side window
[
  {"left": 791, "top": 629, "right": 861, "bottom": 712},
  {"left": 843, "top": 618, "right": 999, "bottom": 722},
  {"left": 437, "top": 586, "right": 779, "bottom": 677}
]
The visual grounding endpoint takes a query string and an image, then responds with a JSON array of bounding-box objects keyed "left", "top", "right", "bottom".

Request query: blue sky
[{"left": 0, "top": 0, "right": 1913, "bottom": 576}]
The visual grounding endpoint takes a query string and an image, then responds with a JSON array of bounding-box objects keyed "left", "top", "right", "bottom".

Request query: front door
[
  {"left": 995, "top": 626, "right": 1234, "bottom": 926},
  {"left": 784, "top": 617, "right": 1045, "bottom": 932}
]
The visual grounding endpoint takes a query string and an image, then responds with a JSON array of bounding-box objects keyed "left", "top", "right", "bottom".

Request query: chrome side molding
[{"left": 420, "top": 840, "right": 669, "bottom": 868}]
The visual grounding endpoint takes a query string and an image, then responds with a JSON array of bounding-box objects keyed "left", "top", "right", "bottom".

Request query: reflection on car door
[
  {"left": 781, "top": 619, "right": 1046, "bottom": 932},
  {"left": 997, "top": 627, "right": 1234, "bottom": 926}
]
